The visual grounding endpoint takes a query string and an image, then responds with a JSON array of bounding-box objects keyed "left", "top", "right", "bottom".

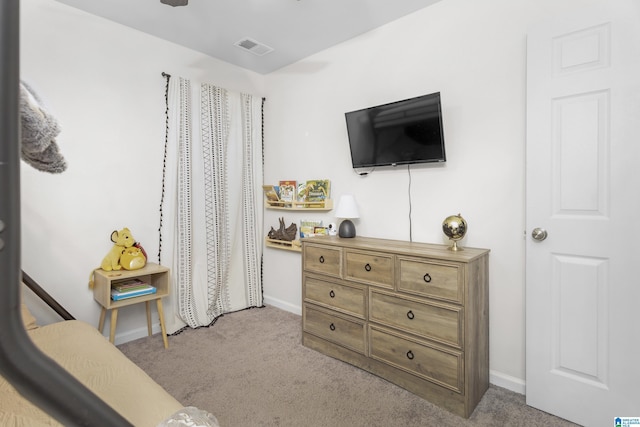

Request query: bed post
[{"left": 0, "top": 2, "right": 132, "bottom": 425}]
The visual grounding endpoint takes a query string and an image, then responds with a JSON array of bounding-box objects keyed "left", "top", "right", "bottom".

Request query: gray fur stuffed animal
[{"left": 20, "top": 81, "right": 67, "bottom": 173}]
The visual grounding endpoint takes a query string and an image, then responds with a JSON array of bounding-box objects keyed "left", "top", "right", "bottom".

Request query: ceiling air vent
[{"left": 234, "top": 38, "right": 274, "bottom": 56}]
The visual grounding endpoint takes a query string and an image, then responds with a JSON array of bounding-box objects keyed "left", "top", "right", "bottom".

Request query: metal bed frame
[
  {"left": 0, "top": 2, "right": 132, "bottom": 425},
  {"left": 21, "top": 270, "right": 76, "bottom": 321}
]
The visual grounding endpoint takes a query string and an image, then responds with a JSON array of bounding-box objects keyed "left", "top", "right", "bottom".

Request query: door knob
[{"left": 531, "top": 228, "right": 548, "bottom": 241}]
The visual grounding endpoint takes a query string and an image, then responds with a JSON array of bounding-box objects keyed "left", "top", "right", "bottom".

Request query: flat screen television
[{"left": 344, "top": 92, "right": 445, "bottom": 169}]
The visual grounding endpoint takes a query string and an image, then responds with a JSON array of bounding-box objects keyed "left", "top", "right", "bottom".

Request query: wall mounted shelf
[
  {"left": 265, "top": 199, "right": 333, "bottom": 211},
  {"left": 265, "top": 238, "right": 302, "bottom": 252}
]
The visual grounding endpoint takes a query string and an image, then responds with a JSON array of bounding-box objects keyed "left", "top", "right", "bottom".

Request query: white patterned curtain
[{"left": 161, "top": 76, "right": 263, "bottom": 332}]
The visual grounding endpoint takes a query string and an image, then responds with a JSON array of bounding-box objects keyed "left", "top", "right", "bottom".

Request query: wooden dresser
[{"left": 301, "top": 236, "right": 490, "bottom": 418}]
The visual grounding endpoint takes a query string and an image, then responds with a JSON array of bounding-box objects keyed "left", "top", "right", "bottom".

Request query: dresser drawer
[
  {"left": 369, "top": 326, "right": 463, "bottom": 394},
  {"left": 303, "top": 274, "right": 366, "bottom": 319},
  {"left": 303, "top": 305, "right": 366, "bottom": 354},
  {"left": 303, "top": 244, "right": 342, "bottom": 278},
  {"left": 397, "top": 257, "right": 463, "bottom": 303},
  {"left": 345, "top": 250, "right": 394, "bottom": 289},
  {"left": 369, "top": 289, "right": 462, "bottom": 349}
]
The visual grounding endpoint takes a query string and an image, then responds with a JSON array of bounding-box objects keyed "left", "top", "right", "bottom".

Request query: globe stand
[{"left": 448, "top": 238, "right": 463, "bottom": 251}]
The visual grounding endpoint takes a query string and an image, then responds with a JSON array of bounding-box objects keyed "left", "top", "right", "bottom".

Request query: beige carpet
[{"left": 118, "top": 305, "right": 578, "bottom": 427}]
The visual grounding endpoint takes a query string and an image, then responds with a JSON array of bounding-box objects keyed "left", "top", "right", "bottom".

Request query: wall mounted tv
[{"left": 345, "top": 92, "right": 445, "bottom": 169}]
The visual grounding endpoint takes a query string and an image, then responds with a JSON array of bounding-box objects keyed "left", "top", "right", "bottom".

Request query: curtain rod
[{"left": 161, "top": 71, "right": 266, "bottom": 101}]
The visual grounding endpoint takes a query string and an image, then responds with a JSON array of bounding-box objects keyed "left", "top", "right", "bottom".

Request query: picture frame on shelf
[{"left": 313, "top": 226, "right": 328, "bottom": 236}]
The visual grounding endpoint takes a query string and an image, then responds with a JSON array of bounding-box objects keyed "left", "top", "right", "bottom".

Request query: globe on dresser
[{"left": 442, "top": 213, "right": 467, "bottom": 251}]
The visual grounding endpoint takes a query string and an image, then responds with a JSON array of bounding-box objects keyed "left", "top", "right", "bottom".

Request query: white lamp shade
[{"left": 335, "top": 194, "right": 360, "bottom": 219}]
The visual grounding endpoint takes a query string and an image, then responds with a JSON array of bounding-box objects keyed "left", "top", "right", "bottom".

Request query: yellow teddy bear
[
  {"left": 88, "top": 227, "right": 147, "bottom": 288},
  {"left": 120, "top": 245, "right": 147, "bottom": 271},
  {"left": 101, "top": 228, "right": 136, "bottom": 271}
]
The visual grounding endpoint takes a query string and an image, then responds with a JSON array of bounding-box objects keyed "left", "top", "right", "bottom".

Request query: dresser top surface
[{"left": 301, "top": 236, "right": 489, "bottom": 263}]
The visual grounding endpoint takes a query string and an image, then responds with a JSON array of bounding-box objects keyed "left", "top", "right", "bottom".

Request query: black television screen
[{"left": 345, "top": 92, "right": 445, "bottom": 168}]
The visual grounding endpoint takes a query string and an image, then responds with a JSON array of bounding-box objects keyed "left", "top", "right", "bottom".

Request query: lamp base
[{"left": 338, "top": 219, "right": 356, "bottom": 238}]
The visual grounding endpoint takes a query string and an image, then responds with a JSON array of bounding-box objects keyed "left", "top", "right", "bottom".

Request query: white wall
[
  {"left": 20, "top": 0, "right": 264, "bottom": 341},
  {"left": 262, "top": 0, "right": 606, "bottom": 392}
]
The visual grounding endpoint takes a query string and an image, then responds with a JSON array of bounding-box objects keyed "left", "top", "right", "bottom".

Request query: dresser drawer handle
[
  {"left": 406, "top": 310, "right": 415, "bottom": 320},
  {"left": 329, "top": 323, "right": 336, "bottom": 331},
  {"left": 364, "top": 263, "right": 372, "bottom": 272},
  {"left": 319, "top": 255, "right": 325, "bottom": 263},
  {"left": 406, "top": 350, "right": 414, "bottom": 360},
  {"left": 423, "top": 273, "right": 432, "bottom": 283},
  {"left": 329, "top": 290, "right": 335, "bottom": 298}
]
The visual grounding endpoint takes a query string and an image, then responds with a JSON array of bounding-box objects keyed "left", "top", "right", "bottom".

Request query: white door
[{"left": 526, "top": 2, "right": 640, "bottom": 426}]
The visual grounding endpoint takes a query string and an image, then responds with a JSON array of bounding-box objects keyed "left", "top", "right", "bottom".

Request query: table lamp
[{"left": 335, "top": 194, "right": 360, "bottom": 238}]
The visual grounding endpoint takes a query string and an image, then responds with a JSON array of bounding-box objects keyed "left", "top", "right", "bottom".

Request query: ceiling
[{"left": 54, "top": 0, "right": 442, "bottom": 75}]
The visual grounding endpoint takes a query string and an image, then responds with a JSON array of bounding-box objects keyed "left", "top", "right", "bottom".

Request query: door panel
[
  {"left": 553, "top": 91, "right": 608, "bottom": 215},
  {"left": 526, "top": 2, "right": 640, "bottom": 426},
  {"left": 552, "top": 254, "right": 608, "bottom": 386}
]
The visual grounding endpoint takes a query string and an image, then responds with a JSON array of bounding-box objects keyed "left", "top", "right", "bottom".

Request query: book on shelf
[
  {"left": 278, "top": 180, "right": 297, "bottom": 202},
  {"left": 298, "top": 179, "right": 331, "bottom": 203},
  {"left": 112, "top": 278, "right": 149, "bottom": 292},
  {"left": 262, "top": 185, "right": 280, "bottom": 203},
  {"left": 300, "top": 219, "right": 323, "bottom": 238},
  {"left": 111, "top": 284, "right": 157, "bottom": 301}
]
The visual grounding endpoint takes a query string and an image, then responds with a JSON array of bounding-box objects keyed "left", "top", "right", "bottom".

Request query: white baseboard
[
  {"left": 490, "top": 370, "right": 526, "bottom": 395},
  {"left": 110, "top": 323, "right": 162, "bottom": 346},
  {"left": 263, "top": 295, "right": 301, "bottom": 316}
]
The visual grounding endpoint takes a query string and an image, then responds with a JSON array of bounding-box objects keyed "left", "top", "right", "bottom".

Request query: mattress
[{"left": 0, "top": 318, "right": 184, "bottom": 426}]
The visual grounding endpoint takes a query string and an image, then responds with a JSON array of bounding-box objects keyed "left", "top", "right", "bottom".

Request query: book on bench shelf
[{"left": 110, "top": 278, "right": 157, "bottom": 301}]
